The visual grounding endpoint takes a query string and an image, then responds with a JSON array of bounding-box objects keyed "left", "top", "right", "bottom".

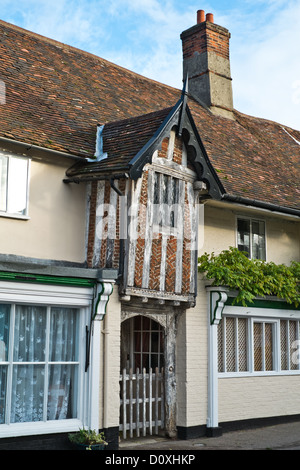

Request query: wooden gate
[{"left": 119, "top": 367, "right": 164, "bottom": 439}]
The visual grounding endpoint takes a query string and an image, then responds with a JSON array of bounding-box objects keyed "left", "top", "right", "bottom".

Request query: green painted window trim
[
  {"left": 226, "top": 296, "right": 299, "bottom": 310},
  {"left": 0, "top": 271, "right": 96, "bottom": 287}
]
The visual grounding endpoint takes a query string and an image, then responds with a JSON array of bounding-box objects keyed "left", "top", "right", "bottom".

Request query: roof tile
[{"left": 0, "top": 19, "right": 299, "bottom": 211}]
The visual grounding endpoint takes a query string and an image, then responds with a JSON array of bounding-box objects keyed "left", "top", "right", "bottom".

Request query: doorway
[
  {"left": 121, "top": 316, "right": 164, "bottom": 372},
  {"left": 120, "top": 316, "right": 165, "bottom": 438}
]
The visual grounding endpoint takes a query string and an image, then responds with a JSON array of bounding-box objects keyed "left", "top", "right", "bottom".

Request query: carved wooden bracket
[
  {"left": 207, "top": 286, "right": 228, "bottom": 325},
  {"left": 93, "top": 281, "right": 114, "bottom": 320}
]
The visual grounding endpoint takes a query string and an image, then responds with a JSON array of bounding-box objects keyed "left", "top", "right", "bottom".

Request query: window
[
  {"left": 218, "top": 316, "right": 250, "bottom": 373},
  {"left": 218, "top": 315, "right": 300, "bottom": 375},
  {"left": 0, "top": 303, "right": 81, "bottom": 425},
  {"left": 253, "top": 321, "right": 275, "bottom": 372},
  {"left": 218, "top": 316, "right": 277, "bottom": 374},
  {"left": 237, "top": 217, "right": 266, "bottom": 260},
  {"left": 0, "top": 152, "right": 30, "bottom": 216},
  {"left": 132, "top": 316, "right": 164, "bottom": 372},
  {"left": 280, "top": 320, "right": 300, "bottom": 371},
  {"left": 153, "top": 172, "right": 179, "bottom": 231}
]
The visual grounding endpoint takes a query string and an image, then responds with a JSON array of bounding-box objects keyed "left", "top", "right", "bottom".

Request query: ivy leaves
[{"left": 198, "top": 247, "right": 300, "bottom": 307}]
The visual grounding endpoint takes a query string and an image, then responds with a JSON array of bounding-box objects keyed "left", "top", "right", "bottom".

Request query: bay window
[
  {"left": 0, "top": 304, "right": 80, "bottom": 425},
  {"left": 0, "top": 281, "right": 94, "bottom": 437}
]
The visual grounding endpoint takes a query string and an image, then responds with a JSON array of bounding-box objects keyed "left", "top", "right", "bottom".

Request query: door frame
[{"left": 121, "top": 306, "right": 179, "bottom": 437}]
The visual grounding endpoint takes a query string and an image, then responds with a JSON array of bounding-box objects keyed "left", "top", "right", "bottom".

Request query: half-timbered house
[{"left": 0, "top": 10, "right": 299, "bottom": 449}]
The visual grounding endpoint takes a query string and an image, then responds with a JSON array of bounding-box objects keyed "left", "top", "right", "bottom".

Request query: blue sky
[{"left": 1, "top": 0, "right": 300, "bottom": 129}]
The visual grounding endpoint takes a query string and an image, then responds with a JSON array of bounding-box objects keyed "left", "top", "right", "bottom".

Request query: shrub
[{"left": 198, "top": 247, "right": 300, "bottom": 307}]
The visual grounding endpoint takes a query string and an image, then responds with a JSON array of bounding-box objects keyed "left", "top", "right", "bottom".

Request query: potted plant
[{"left": 68, "top": 428, "right": 108, "bottom": 450}]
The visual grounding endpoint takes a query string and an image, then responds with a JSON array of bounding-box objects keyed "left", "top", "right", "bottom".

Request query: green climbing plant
[{"left": 198, "top": 247, "right": 300, "bottom": 307}]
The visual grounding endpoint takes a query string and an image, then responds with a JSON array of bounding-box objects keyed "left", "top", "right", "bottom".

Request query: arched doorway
[
  {"left": 120, "top": 315, "right": 165, "bottom": 439},
  {"left": 121, "top": 316, "right": 164, "bottom": 372}
]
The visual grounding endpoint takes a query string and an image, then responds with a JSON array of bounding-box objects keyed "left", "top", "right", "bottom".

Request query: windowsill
[
  {"left": 0, "top": 419, "right": 83, "bottom": 438},
  {"left": 219, "top": 370, "right": 300, "bottom": 378},
  {"left": 0, "top": 212, "right": 30, "bottom": 220}
]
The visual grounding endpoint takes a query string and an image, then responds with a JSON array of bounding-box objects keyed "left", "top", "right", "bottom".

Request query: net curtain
[{"left": 0, "top": 304, "right": 77, "bottom": 424}]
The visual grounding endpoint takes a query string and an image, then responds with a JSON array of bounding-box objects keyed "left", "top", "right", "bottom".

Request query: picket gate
[{"left": 119, "top": 367, "right": 164, "bottom": 439}]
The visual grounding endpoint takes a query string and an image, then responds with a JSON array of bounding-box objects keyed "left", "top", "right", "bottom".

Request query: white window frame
[
  {"left": 219, "top": 316, "right": 250, "bottom": 374},
  {"left": 236, "top": 216, "right": 267, "bottom": 260},
  {"left": 219, "top": 305, "right": 300, "bottom": 378},
  {"left": 280, "top": 319, "right": 300, "bottom": 371},
  {"left": 0, "top": 151, "right": 30, "bottom": 219},
  {"left": 0, "top": 281, "right": 94, "bottom": 438},
  {"left": 250, "top": 318, "right": 279, "bottom": 373}
]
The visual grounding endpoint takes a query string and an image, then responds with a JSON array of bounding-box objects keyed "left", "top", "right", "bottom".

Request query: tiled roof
[
  {"left": 66, "top": 107, "right": 174, "bottom": 177},
  {"left": 189, "top": 102, "right": 300, "bottom": 211},
  {"left": 0, "top": 20, "right": 179, "bottom": 157},
  {"left": 1, "top": 19, "right": 299, "bottom": 212}
]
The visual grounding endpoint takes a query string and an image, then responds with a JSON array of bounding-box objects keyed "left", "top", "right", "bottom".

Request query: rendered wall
[
  {"left": 201, "top": 203, "right": 300, "bottom": 264},
  {"left": 219, "top": 375, "right": 300, "bottom": 423},
  {"left": 0, "top": 159, "right": 87, "bottom": 262}
]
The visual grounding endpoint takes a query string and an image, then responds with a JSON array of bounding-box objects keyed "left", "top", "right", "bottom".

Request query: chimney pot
[
  {"left": 206, "top": 13, "right": 214, "bottom": 23},
  {"left": 197, "top": 10, "right": 205, "bottom": 24}
]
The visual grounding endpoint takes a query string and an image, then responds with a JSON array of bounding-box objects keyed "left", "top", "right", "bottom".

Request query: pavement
[{"left": 118, "top": 421, "right": 300, "bottom": 451}]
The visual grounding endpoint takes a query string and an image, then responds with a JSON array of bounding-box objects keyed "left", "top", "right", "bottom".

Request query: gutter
[
  {"left": 222, "top": 193, "right": 300, "bottom": 218},
  {"left": 0, "top": 136, "right": 87, "bottom": 162}
]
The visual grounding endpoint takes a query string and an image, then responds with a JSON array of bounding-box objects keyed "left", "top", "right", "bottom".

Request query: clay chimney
[{"left": 181, "top": 10, "right": 234, "bottom": 119}]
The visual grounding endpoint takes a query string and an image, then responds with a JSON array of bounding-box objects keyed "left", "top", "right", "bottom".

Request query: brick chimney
[{"left": 181, "top": 10, "right": 234, "bottom": 119}]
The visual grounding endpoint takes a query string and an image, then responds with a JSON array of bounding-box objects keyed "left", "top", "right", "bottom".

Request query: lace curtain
[{"left": 0, "top": 304, "right": 78, "bottom": 424}]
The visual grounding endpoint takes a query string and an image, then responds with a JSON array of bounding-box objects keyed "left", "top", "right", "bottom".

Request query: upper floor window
[
  {"left": 0, "top": 152, "right": 30, "bottom": 217},
  {"left": 153, "top": 172, "right": 179, "bottom": 231},
  {"left": 237, "top": 217, "right": 266, "bottom": 260}
]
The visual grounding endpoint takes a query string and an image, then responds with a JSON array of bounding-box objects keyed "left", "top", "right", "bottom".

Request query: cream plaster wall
[
  {"left": 219, "top": 375, "right": 300, "bottom": 423},
  {"left": 267, "top": 218, "right": 300, "bottom": 264},
  {"left": 0, "top": 159, "right": 87, "bottom": 262},
  {"left": 199, "top": 204, "right": 236, "bottom": 256},
  {"left": 200, "top": 202, "right": 300, "bottom": 264}
]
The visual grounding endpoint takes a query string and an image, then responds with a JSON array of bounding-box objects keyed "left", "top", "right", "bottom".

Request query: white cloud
[
  {"left": 292, "top": 81, "right": 300, "bottom": 105},
  {"left": 99, "top": 0, "right": 197, "bottom": 88},
  {"left": 230, "top": 1, "right": 300, "bottom": 129},
  {"left": 2, "top": 0, "right": 106, "bottom": 47}
]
